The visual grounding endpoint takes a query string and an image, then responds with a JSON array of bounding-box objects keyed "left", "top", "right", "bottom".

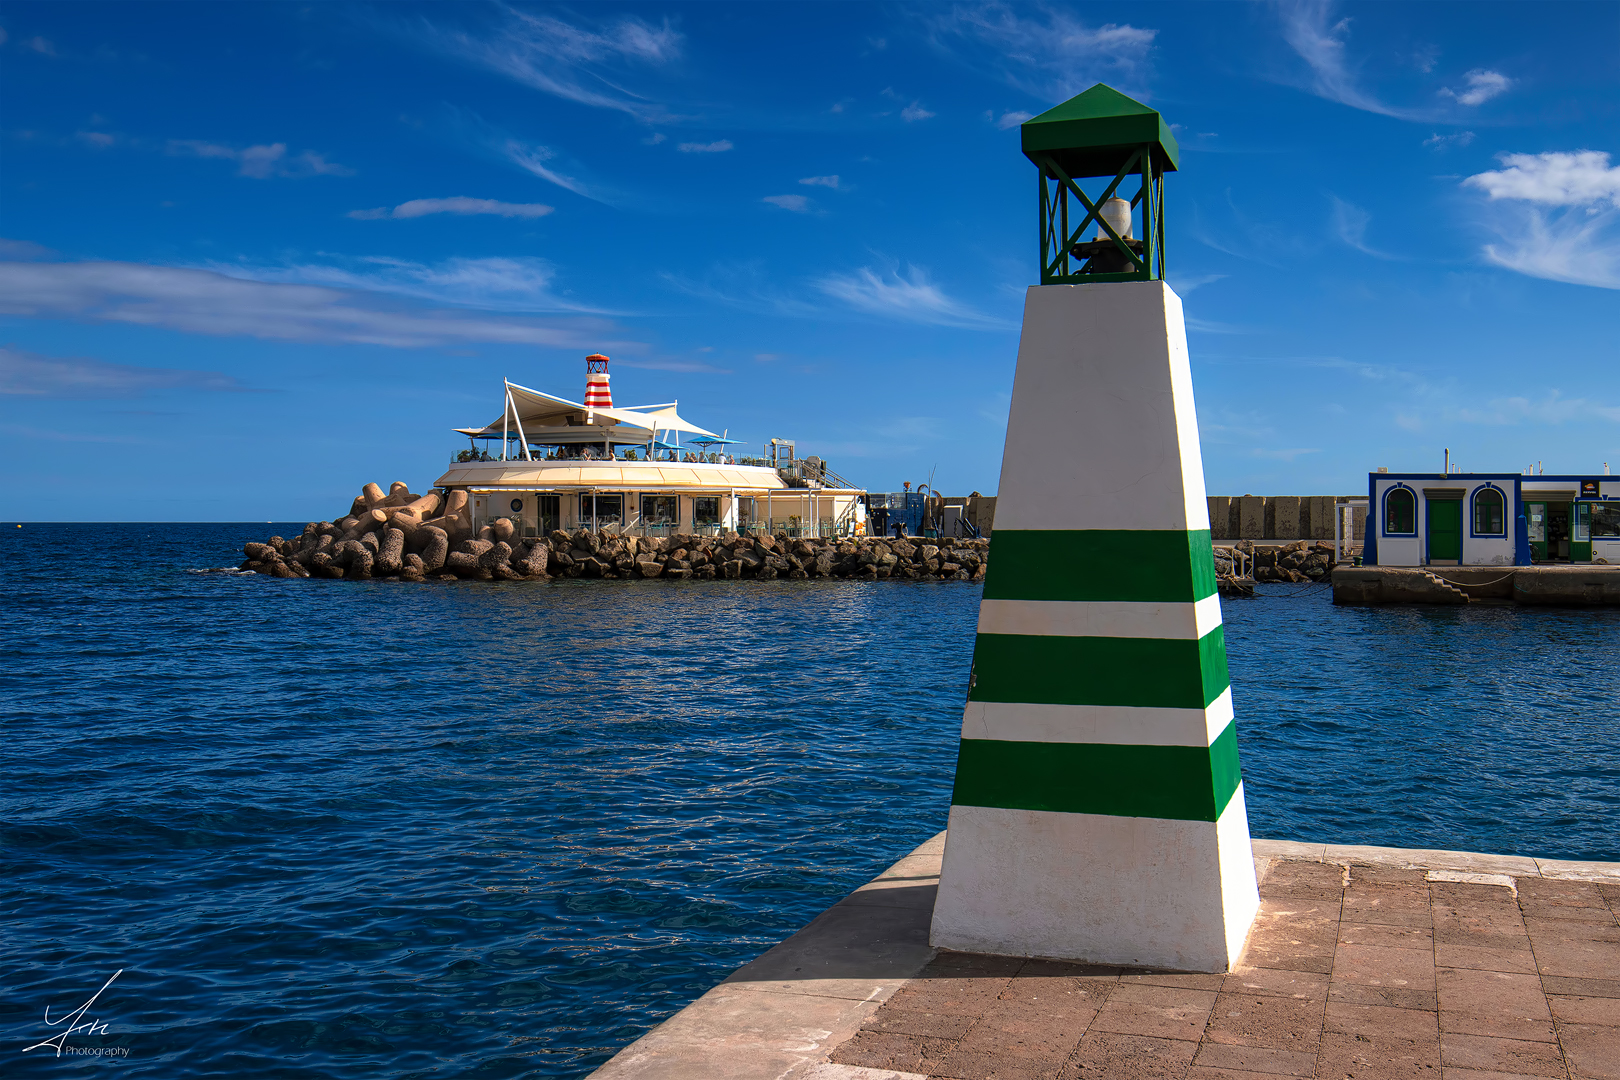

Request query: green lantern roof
[{"left": 1021, "top": 84, "right": 1180, "bottom": 180}]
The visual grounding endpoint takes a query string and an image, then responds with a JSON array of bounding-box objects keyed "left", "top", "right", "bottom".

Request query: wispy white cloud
[
  {"left": 501, "top": 140, "right": 603, "bottom": 202},
  {"left": 1277, "top": 1, "right": 1423, "bottom": 119},
  {"left": 1423, "top": 131, "right": 1475, "bottom": 150},
  {"left": 1183, "top": 316, "right": 1251, "bottom": 335},
  {"left": 616, "top": 357, "right": 731, "bottom": 374},
  {"left": 1329, "top": 195, "right": 1400, "bottom": 259},
  {"left": 900, "top": 102, "right": 935, "bottom": 123},
  {"left": 1166, "top": 272, "right": 1227, "bottom": 295},
  {"left": 0, "top": 259, "right": 625, "bottom": 349},
  {"left": 409, "top": 7, "right": 681, "bottom": 122},
  {"left": 1473, "top": 208, "right": 1620, "bottom": 290},
  {"left": 168, "top": 139, "right": 353, "bottom": 179},
  {"left": 920, "top": 3, "right": 1155, "bottom": 101},
  {"left": 77, "top": 131, "right": 117, "bottom": 148},
  {"left": 814, "top": 264, "right": 1008, "bottom": 330},
  {"left": 1441, "top": 69, "right": 1512, "bottom": 107},
  {"left": 1251, "top": 447, "right": 1321, "bottom": 461},
  {"left": 660, "top": 261, "right": 821, "bottom": 319},
  {"left": 996, "top": 110, "right": 1033, "bottom": 130},
  {"left": 1463, "top": 151, "right": 1620, "bottom": 289},
  {"left": 763, "top": 194, "right": 811, "bottom": 213},
  {"left": 213, "top": 255, "right": 604, "bottom": 313},
  {"left": 1280, "top": 5, "right": 1512, "bottom": 121},
  {"left": 799, "top": 175, "right": 841, "bottom": 189},
  {"left": 0, "top": 237, "right": 54, "bottom": 260},
  {"left": 1465, "top": 151, "right": 1620, "bottom": 207},
  {"left": 25, "top": 35, "right": 57, "bottom": 57},
  {"left": 1311, "top": 357, "right": 1620, "bottom": 430},
  {"left": 0, "top": 346, "right": 250, "bottom": 398},
  {"left": 677, "top": 139, "right": 733, "bottom": 153},
  {"left": 1454, "top": 391, "right": 1620, "bottom": 426},
  {"left": 348, "top": 196, "right": 554, "bottom": 221},
  {"left": 642, "top": 132, "right": 667, "bottom": 145}
]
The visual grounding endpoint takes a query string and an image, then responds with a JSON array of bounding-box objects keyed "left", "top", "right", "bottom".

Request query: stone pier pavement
[{"left": 590, "top": 836, "right": 1620, "bottom": 1080}]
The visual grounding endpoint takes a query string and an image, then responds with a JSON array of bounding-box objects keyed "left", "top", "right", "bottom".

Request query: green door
[
  {"left": 1428, "top": 499, "right": 1462, "bottom": 562},
  {"left": 1572, "top": 502, "right": 1592, "bottom": 563}
]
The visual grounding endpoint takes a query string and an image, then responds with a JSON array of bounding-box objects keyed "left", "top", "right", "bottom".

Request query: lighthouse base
[{"left": 930, "top": 787, "right": 1259, "bottom": 971}]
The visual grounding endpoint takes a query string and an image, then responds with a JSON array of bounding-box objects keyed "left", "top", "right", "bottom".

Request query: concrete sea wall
[
  {"left": 1207, "top": 495, "right": 1364, "bottom": 542},
  {"left": 1333, "top": 565, "right": 1620, "bottom": 605}
]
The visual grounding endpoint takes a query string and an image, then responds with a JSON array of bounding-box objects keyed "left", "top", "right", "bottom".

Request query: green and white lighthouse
[{"left": 929, "top": 85, "right": 1260, "bottom": 972}]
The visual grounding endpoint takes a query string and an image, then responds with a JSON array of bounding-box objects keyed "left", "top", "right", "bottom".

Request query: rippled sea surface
[{"left": 4, "top": 523, "right": 1618, "bottom": 1077}]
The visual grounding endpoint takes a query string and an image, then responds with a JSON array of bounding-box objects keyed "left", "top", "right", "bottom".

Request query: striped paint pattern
[
  {"left": 584, "top": 373, "right": 613, "bottom": 407},
  {"left": 954, "top": 526, "right": 1240, "bottom": 824}
]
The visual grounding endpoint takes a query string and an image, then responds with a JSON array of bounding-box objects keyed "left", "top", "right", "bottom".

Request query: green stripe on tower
[
  {"left": 983, "top": 529, "right": 1218, "bottom": 603},
  {"left": 969, "top": 626, "right": 1230, "bottom": 710},
  {"left": 950, "top": 721, "right": 1243, "bottom": 822}
]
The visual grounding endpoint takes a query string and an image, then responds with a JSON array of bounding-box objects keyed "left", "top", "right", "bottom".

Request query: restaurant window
[
  {"left": 1589, "top": 503, "right": 1620, "bottom": 538},
  {"left": 736, "top": 497, "right": 756, "bottom": 525},
  {"left": 1384, "top": 487, "right": 1416, "bottom": 535},
  {"left": 578, "top": 494, "right": 622, "bottom": 526},
  {"left": 536, "top": 495, "right": 560, "bottom": 534},
  {"left": 641, "top": 494, "right": 677, "bottom": 524},
  {"left": 693, "top": 496, "right": 721, "bottom": 526},
  {"left": 1527, "top": 504, "right": 1546, "bottom": 542},
  {"left": 1472, "top": 487, "right": 1505, "bottom": 535}
]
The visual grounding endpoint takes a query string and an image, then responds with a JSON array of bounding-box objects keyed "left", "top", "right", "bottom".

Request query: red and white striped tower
[{"left": 584, "top": 354, "right": 612, "bottom": 409}]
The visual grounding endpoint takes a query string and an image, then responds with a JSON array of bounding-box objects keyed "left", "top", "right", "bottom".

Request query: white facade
[
  {"left": 1369, "top": 473, "right": 1620, "bottom": 566},
  {"left": 1370, "top": 477, "right": 1515, "bottom": 567}
]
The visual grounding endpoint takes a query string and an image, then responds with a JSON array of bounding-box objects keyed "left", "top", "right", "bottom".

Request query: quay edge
[{"left": 1332, "top": 564, "right": 1620, "bottom": 605}]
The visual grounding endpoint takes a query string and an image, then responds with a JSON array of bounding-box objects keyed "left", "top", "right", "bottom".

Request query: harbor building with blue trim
[{"left": 1365, "top": 472, "right": 1620, "bottom": 567}]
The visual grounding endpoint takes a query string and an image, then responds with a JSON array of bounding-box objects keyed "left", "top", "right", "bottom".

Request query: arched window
[
  {"left": 1473, "top": 487, "right": 1505, "bottom": 536},
  {"left": 1384, "top": 487, "right": 1416, "bottom": 535}
]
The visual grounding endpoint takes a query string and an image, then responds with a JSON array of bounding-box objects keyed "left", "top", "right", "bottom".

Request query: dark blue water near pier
[{"left": 4, "top": 523, "right": 1617, "bottom": 1078}]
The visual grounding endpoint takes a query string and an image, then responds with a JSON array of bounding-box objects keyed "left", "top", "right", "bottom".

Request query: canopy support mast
[{"left": 505, "top": 381, "right": 532, "bottom": 461}]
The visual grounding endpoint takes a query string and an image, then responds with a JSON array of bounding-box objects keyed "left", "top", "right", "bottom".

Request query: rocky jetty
[
  {"left": 240, "top": 481, "right": 989, "bottom": 583},
  {"left": 1213, "top": 538, "right": 1339, "bottom": 593}
]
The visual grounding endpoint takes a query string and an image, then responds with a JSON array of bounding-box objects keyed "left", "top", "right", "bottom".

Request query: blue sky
[{"left": 2, "top": 1, "right": 1616, "bottom": 520}]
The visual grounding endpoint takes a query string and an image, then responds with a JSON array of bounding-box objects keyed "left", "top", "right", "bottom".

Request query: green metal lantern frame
[
  {"left": 1031, "top": 145, "right": 1165, "bottom": 285},
  {"left": 1020, "top": 83, "right": 1178, "bottom": 286}
]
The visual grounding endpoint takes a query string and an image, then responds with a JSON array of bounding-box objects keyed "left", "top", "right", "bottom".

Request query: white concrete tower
[{"left": 930, "top": 85, "right": 1259, "bottom": 973}]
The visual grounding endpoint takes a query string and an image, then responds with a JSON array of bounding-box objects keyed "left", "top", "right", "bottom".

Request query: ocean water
[{"left": 3, "top": 522, "right": 1617, "bottom": 1078}]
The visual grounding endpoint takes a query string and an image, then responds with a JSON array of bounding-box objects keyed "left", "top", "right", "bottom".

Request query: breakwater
[
  {"left": 1215, "top": 539, "right": 1339, "bottom": 584},
  {"left": 239, "top": 482, "right": 988, "bottom": 582}
]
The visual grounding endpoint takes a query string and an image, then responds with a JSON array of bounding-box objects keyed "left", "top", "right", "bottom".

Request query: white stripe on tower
[
  {"left": 960, "top": 689, "right": 1234, "bottom": 747},
  {"left": 976, "top": 595, "right": 1222, "bottom": 639}
]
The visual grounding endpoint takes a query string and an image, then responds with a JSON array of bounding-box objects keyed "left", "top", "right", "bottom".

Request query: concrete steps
[{"left": 1420, "top": 570, "right": 1471, "bottom": 603}]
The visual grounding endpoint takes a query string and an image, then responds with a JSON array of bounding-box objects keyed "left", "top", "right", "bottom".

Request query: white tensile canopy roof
[
  {"left": 456, "top": 383, "right": 720, "bottom": 445},
  {"left": 618, "top": 402, "right": 720, "bottom": 438}
]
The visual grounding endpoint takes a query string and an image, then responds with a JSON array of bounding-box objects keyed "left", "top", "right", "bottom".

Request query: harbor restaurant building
[
  {"left": 1366, "top": 472, "right": 1620, "bottom": 567},
  {"left": 432, "top": 369, "right": 868, "bottom": 539}
]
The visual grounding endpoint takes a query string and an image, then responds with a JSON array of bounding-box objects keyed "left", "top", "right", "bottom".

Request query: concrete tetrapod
[{"left": 930, "top": 281, "right": 1259, "bottom": 972}]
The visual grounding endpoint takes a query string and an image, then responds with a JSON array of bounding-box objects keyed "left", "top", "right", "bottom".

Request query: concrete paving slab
[
  {"left": 590, "top": 836, "right": 1620, "bottom": 1079},
  {"left": 802, "top": 1065, "right": 929, "bottom": 1080},
  {"left": 1537, "top": 858, "right": 1620, "bottom": 883}
]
